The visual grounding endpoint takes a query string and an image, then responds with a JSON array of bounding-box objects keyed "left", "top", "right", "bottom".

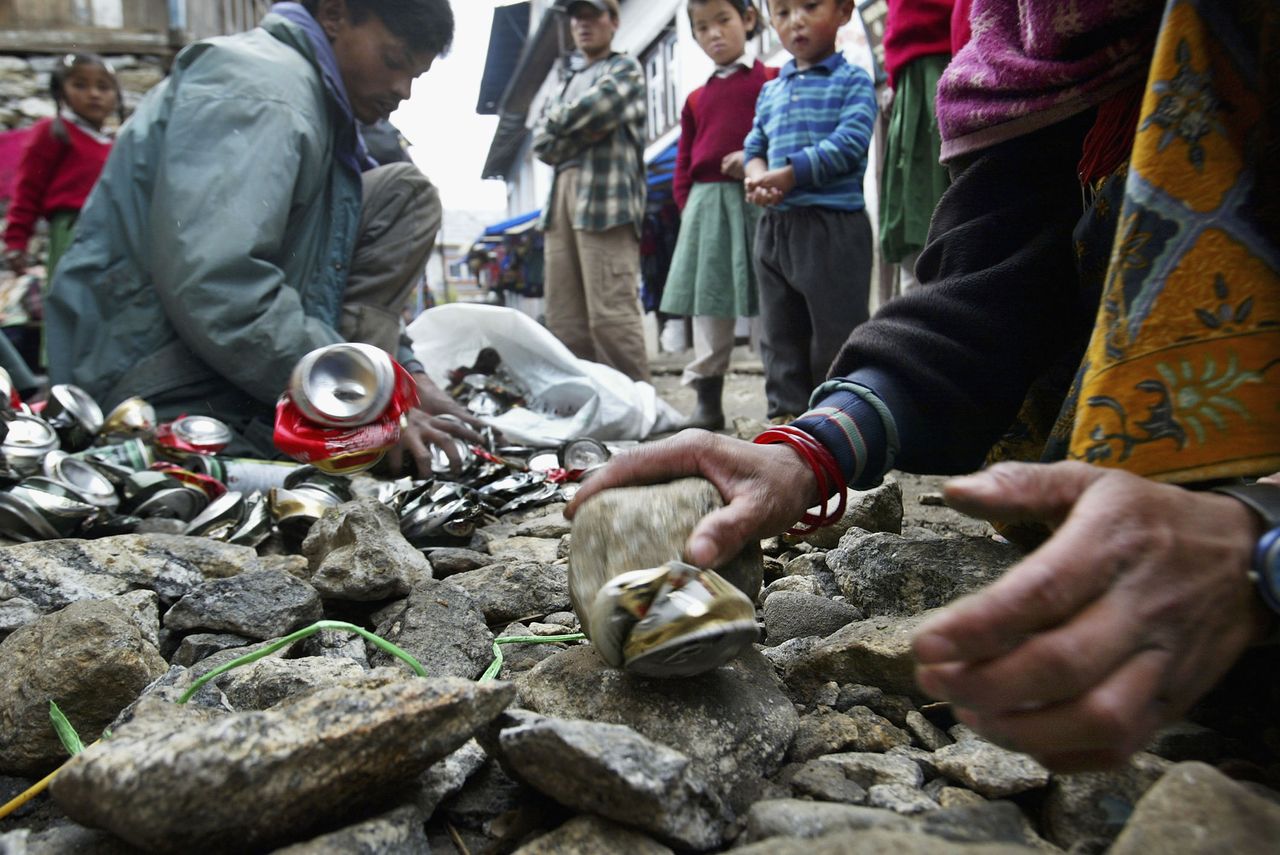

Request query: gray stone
[
  {"left": 781, "top": 552, "right": 840, "bottom": 598},
  {"left": 271, "top": 805, "right": 429, "bottom": 854},
  {"left": 789, "top": 760, "right": 868, "bottom": 804},
  {"left": 868, "top": 783, "right": 937, "bottom": 814},
  {"left": 786, "top": 611, "right": 937, "bottom": 698},
  {"left": 300, "top": 498, "right": 430, "bottom": 600},
  {"left": 788, "top": 708, "right": 908, "bottom": 762},
  {"left": 370, "top": 579, "right": 494, "bottom": 680},
  {"left": 0, "top": 824, "right": 141, "bottom": 854},
  {"left": 760, "top": 575, "right": 823, "bottom": 604},
  {"left": 906, "top": 709, "right": 952, "bottom": 750},
  {"left": 568, "top": 478, "right": 763, "bottom": 614},
  {"left": 516, "top": 645, "right": 796, "bottom": 813},
  {"left": 937, "top": 787, "right": 987, "bottom": 809},
  {"left": 496, "top": 713, "right": 729, "bottom": 850},
  {"left": 297, "top": 628, "right": 370, "bottom": 668},
  {"left": 171, "top": 632, "right": 257, "bottom": 667},
  {"left": 217, "top": 656, "right": 366, "bottom": 710},
  {"left": 110, "top": 590, "right": 161, "bottom": 649},
  {"left": 1145, "top": 720, "right": 1227, "bottom": 763},
  {"left": 734, "top": 829, "right": 1036, "bottom": 855},
  {"left": 413, "top": 739, "right": 488, "bottom": 818},
  {"left": 1040, "top": 751, "right": 1170, "bottom": 849},
  {"left": 0, "top": 534, "right": 263, "bottom": 623},
  {"left": 512, "top": 815, "right": 674, "bottom": 855},
  {"left": 789, "top": 475, "right": 905, "bottom": 549},
  {"left": 447, "top": 560, "right": 570, "bottom": 624},
  {"left": 763, "top": 592, "right": 863, "bottom": 646},
  {"left": 761, "top": 635, "right": 822, "bottom": 672},
  {"left": 513, "top": 510, "right": 572, "bottom": 539},
  {"left": 817, "top": 753, "right": 924, "bottom": 789},
  {"left": 488, "top": 536, "right": 562, "bottom": 565},
  {"left": 258, "top": 554, "right": 310, "bottom": 578},
  {"left": 743, "top": 798, "right": 917, "bottom": 840},
  {"left": 162, "top": 569, "right": 323, "bottom": 641},
  {"left": 931, "top": 738, "right": 1051, "bottom": 798},
  {"left": 887, "top": 745, "right": 942, "bottom": 781},
  {"left": 495, "top": 622, "right": 575, "bottom": 679},
  {"left": 1108, "top": 761, "right": 1280, "bottom": 854},
  {"left": 440, "top": 756, "right": 529, "bottom": 833},
  {"left": 423, "top": 547, "right": 490, "bottom": 578},
  {"left": 917, "top": 801, "right": 1044, "bottom": 846},
  {"left": 827, "top": 531, "right": 1019, "bottom": 617},
  {"left": 50, "top": 676, "right": 516, "bottom": 854},
  {"left": 0, "top": 600, "right": 167, "bottom": 775}
]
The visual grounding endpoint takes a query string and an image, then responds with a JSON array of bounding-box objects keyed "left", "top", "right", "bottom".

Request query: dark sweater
[
  {"left": 796, "top": 111, "right": 1103, "bottom": 480},
  {"left": 673, "top": 61, "right": 776, "bottom": 211}
]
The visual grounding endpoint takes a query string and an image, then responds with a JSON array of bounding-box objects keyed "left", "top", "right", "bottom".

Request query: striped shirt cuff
[
  {"left": 788, "top": 150, "right": 815, "bottom": 187},
  {"left": 791, "top": 380, "right": 900, "bottom": 490}
]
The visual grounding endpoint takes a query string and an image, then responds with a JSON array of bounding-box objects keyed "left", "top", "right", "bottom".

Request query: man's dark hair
[{"left": 302, "top": 0, "right": 455, "bottom": 55}]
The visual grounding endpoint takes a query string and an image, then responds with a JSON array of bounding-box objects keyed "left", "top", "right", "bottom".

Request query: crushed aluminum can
[
  {"left": 583, "top": 560, "right": 758, "bottom": 678},
  {"left": 9, "top": 479, "right": 100, "bottom": 537},
  {"left": 100, "top": 396, "right": 157, "bottom": 442},
  {"left": 269, "top": 486, "right": 334, "bottom": 541},
  {"left": 288, "top": 342, "right": 397, "bottom": 428},
  {"left": 42, "top": 384, "right": 104, "bottom": 452},
  {"left": 227, "top": 493, "right": 273, "bottom": 547},
  {"left": 150, "top": 462, "right": 228, "bottom": 501},
  {"left": 429, "top": 437, "right": 474, "bottom": 476},
  {"left": 72, "top": 438, "right": 155, "bottom": 472},
  {"left": 43, "top": 452, "right": 119, "bottom": 509},
  {"left": 184, "top": 491, "right": 246, "bottom": 539},
  {"left": 155, "top": 415, "right": 233, "bottom": 456},
  {"left": 0, "top": 491, "right": 60, "bottom": 541},
  {"left": 559, "top": 437, "right": 611, "bottom": 473},
  {"left": 1, "top": 414, "right": 59, "bottom": 476},
  {"left": 185, "top": 455, "right": 300, "bottom": 495}
]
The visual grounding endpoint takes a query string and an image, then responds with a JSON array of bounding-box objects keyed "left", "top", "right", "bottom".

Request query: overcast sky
[{"left": 392, "top": 1, "right": 510, "bottom": 215}]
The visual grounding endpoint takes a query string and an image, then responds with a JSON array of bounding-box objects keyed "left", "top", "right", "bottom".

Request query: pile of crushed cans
[{"left": 0, "top": 343, "right": 619, "bottom": 548}]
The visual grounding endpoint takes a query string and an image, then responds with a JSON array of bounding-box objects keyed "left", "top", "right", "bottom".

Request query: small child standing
[
  {"left": 4, "top": 54, "right": 120, "bottom": 278},
  {"left": 661, "top": 0, "right": 777, "bottom": 430},
  {"left": 743, "top": 0, "right": 876, "bottom": 420}
]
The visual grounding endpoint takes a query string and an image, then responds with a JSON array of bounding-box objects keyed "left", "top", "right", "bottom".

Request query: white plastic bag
[{"left": 407, "top": 304, "right": 680, "bottom": 447}]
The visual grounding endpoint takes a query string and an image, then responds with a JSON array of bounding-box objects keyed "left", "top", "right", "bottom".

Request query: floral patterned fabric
[{"left": 1063, "top": 0, "right": 1280, "bottom": 482}]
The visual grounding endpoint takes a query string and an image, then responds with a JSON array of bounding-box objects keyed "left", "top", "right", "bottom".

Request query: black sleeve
[{"left": 831, "top": 111, "right": 1101, "bottom": 474}]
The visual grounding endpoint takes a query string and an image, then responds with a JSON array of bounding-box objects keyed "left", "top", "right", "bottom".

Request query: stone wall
[{"left": 0, "top": 52, "right": 167, "bottom": 130}]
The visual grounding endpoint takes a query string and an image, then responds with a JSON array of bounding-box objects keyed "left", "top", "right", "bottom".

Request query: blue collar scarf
[{"left": 270, "top": 2, "right": 374, "bottom": 173}]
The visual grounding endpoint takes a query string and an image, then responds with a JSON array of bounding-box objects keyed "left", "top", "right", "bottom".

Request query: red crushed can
[
  {"left": 155, "top": 415, "right": 233, "bottom": 457},
  {"left": 273, "top": 345, "right": 419, "bottom": 475}
]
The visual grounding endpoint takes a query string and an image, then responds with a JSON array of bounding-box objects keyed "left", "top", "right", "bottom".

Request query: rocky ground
[{"left": 0, "top": 354, "right": 1279, "bottom": 853}]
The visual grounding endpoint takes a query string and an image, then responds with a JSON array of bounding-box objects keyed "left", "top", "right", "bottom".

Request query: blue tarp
[{"left": 482, "top": 209, "right": 541, "bottom": 236}]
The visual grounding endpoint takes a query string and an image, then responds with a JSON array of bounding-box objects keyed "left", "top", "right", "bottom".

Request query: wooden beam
[{"left": 0, "top": 27, "right": 174, "bottom": 55}]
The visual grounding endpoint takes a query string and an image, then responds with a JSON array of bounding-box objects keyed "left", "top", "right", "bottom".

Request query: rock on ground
[
  {"left": 0, "top": 599, "right": 167, "bottom": 775},
  {"left": 447, "top": 561, "right": 570, "bottom": 624},
  {"left": 1108, "top": 761, "right": 1280, "bottom": 855},
  {"left": 931, "top": 737, "right": 1051, "bottom": 799},
  {"left": 370, "top": 579, "right": 495, "bottom": 680},
  {"left": 162, "top": 568, "right": 323, "bottom": 640},
  {"left": 270, "top": 805, "right": 429, "bottom": 854},
  {"left": 734, "top": 828, "right": 1036, "bottom": 854},
  {"left": 788, "top": 474, "right": 904, "bottom": 549},
  {"left": 300, "top": 498, "right": 431, "bottom": 600},
  {"left": 50, "top": 676, "right": 516, "bottom": 854},
  {"left": 512, "top": 814, "right": 674, "bottom": 854},
  {"left": 786, "top": 611, "right": 938, "bottom": 700}
]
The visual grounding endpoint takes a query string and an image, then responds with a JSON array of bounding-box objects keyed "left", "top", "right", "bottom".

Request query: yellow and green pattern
[{"left": 1066, "top": 0, "right": 1280, "bottom": 483}]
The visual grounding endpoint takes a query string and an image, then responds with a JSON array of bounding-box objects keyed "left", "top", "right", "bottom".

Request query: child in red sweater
[
  {"left": 661, "top": 0, "right": 777, "bottom": 430},
  {"left": 4, "top": 54, "right": 120, "bottom": 278}
]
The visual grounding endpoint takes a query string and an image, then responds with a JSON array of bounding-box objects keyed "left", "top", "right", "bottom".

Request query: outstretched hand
[
  {"left": 565, "top": 429, "right": 821, "bottom": 567},
  {"left": 386, "top": 373, "right": 493, "bottom": 477},
  {"left": 912, "top": 461, "right": 1273, "bottom": 772}
]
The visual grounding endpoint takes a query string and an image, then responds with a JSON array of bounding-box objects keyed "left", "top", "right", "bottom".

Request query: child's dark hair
[
  {"left": 687, "top": 0, "right": 763, "bottom": 39},
  {"left": 50, "top": 53, "right": 124, "bottom": 142},
  {"left": 302, "top": 0, "right": 455, "bottom": 56}
]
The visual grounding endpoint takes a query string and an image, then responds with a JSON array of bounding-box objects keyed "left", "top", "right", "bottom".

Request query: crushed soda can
[
  {"left": 289, "top": 342, "right": 397, "bottom": 427},
  {"left": 42, "top": 384, "right": 104, "bottom": 452},
  {"left": 559, "top": 437, "right": 610, "bottom": 476},
  {"left": 71, "top": 437, "right": 155, "bottom": 472},
  {"left": 183, "top": 455, "right": 300, "bottom": 495},
  {"left": 43, "top": 452, "right": 119, "bottom": 509},
  {"left": 1, "top": 414, "right": 59, "bottom": 476},
  {"left": 275, "top": 344, "right": 419, "bottom": 474},
  {"left": 100, "top": 396, "right": 157, "bottom": 441},
  {"left": 184, "top": 491, "right": 246, "bottom": 539},
  {"left": 583, "top": 560, "right": 758, "bottom": 678},
  {"left": 155, "top": 415, "right": 233, "bottom": 457}
]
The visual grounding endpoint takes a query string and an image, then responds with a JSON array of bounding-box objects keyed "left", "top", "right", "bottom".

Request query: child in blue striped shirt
[{"left": 743, "top": 0, "right": 877, "bottom": 420}]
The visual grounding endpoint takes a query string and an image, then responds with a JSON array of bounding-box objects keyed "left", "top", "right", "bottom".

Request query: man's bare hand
[
  {"left": 912, "top": 461, "right": 1272, "bottom": 772},
  {"left": 566, "top": 429, "right": 821, "bottom": 568},
  {"left": 720, "top": 150, "right": 746, "bottom": 180}
]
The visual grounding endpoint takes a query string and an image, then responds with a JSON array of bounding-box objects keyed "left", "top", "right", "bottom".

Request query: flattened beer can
[
  {"left": 184, "top": 455, "right": 300, "bottom": 495},
  {"left": 155, "top": 415, "right": 233, "bottom": 456},
  {"left": 274, "top": 344, "right": 420, "bottom": 475}
]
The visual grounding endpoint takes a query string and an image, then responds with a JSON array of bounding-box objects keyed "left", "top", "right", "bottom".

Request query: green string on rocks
[
  {"left": 479, "top": 633, "right": 586, "bottom": 682},
  {"left": 177, "top": 620, "right": 428, "bottom": 705},
  {"left": 48, "top": 701, "right": 85, "bottom": 757}
]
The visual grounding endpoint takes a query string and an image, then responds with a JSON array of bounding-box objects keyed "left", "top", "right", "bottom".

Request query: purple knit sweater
[{"left": 936, "top": 0, "right": 1161, "bottom": 161}]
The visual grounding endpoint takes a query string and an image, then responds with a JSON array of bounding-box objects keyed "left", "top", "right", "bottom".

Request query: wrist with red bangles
[{"left": 753, "top": 425, "right": 847, "bottom": 535}]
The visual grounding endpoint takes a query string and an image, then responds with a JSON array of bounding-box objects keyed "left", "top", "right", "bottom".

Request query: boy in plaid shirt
[
  {"left": 744, "top": 0, "right": 877, "bottom": 419},
  {"left": 533, "top": 0, "right": 650, "bottom": 382}
]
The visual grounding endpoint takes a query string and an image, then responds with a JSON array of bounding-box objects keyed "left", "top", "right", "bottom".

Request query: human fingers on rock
[
  {"left": 914, "top": 592, "right": 1144, "bottom": 711},
  {"left": 942, "top": 460, "right": 1105, "bottom": 527},
  {"left": 566, "top": 429, "right": 719, "bottom": 518},
  {"left": 952, "top": 646, "right": 1171, "bottom": 768}
]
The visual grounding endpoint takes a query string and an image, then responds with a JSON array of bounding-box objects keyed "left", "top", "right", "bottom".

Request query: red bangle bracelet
[{"left": 754, "top": 426, "right": 848, "bottom": 534}]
